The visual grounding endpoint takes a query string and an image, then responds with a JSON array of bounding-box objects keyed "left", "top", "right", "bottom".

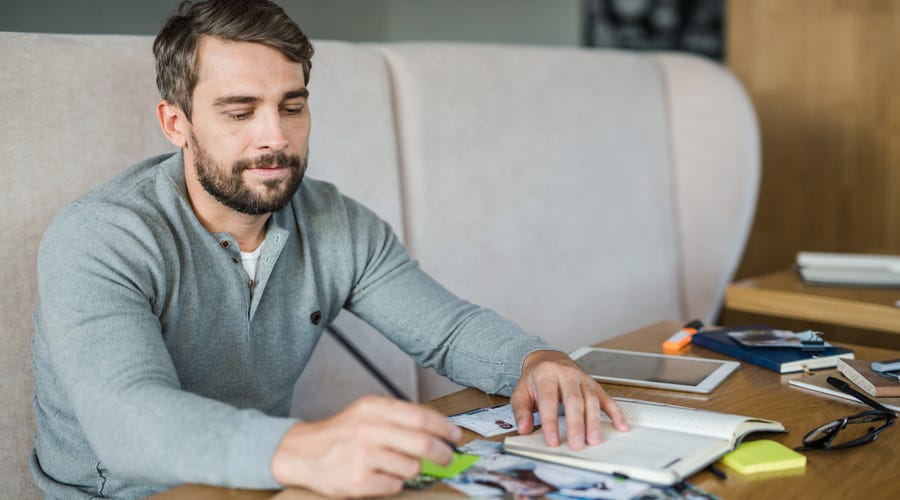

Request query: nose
[{"left": 255, "top": 108, "right": 289, "bottom": 152}]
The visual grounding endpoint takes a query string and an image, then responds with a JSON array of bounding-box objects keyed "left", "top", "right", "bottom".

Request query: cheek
[
  {"left": 286, "top": 119, "right": 311, "bottom": 147},
  {"left": 208, "top": 131, "right": 254, "bottom": 158}
]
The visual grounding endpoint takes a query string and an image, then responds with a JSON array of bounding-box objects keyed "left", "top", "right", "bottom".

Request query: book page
[
  {"left": 505, "top": 420, "right": 728, "bottom": 484},
  {"left": 602, "top": 398, "right": 774, "bottom": 440}
]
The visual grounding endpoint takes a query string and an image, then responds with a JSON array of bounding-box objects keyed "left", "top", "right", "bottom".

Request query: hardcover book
[
  {"left": 691, "top": 327, "right": 854, "bottom": 374},
  {"left": 503, "top": 398, "right": 783, "bottom": 486},
  {"left": 836, "top": 359, "right": 900, "bottom": 397}
]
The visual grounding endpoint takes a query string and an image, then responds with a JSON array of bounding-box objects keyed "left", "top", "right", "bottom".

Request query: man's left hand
[{"left": 510, "top": 350, "right": 629, "bottom": 450}]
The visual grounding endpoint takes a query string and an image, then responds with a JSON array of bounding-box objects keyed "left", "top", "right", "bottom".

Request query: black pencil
[{"left": 325, "top": 324, "right": 462, "bottom": 454}]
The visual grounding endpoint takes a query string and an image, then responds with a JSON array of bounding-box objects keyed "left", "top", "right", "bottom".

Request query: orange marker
[{"left": 663, "top": 320, "right": 704, "bottom": 353}]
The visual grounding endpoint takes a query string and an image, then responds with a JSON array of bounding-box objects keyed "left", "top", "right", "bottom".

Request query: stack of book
[
  {"left": 796, "top": 251, "right": 900, "bottom": 287},
  {"left": 691, "top": 326, "right": 855, "bottom": 374},
  {"left": 836, "top": 359, "right": 900, "bottom": 397},
  {"left": 789, "top": 359, "right": 900, "bottom": 412}
]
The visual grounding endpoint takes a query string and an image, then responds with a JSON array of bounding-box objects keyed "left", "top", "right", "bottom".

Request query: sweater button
[
  {"left": 220, "top": 240, "right": 231, "bottom": 249},
  {"left": 310, "top": 311, "right": 322, "bottom": 325},
  {"left": 231, "top": 257, "right": 239, "bottom": 264}
]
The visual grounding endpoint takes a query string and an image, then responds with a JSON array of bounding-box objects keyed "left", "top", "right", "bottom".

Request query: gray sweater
[{"left": 31, "top": 152, "right": 550, "bottom": 498}]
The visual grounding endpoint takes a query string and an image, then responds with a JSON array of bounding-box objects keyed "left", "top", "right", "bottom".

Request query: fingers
[
  {"left": 560, "top": 378, "right": 585, "bottom": 450},
  {"left": 354, "top": 395, "right": 462, "bottom": 445},
  {"left": 514, "top": 350, "right": 631, "bottom": 451},
  {"left": 350, "top": 396, "right": 460, "bottom": 465},
  {"left": 561, "top": 377, "right": 631, "bottom": 449},
  {"left": 358, "top": 420, "right": 455, "bottom": 467},
  {"left": 582, "top": 381, "right": 604, "bottom": 445},
  {"left": 271, "top": 395, "right": 464, "bottom": 497},
  {"left": 537, "top": 383, "right": 562, "bottom": 447},
  {"left": 597, "top": 386, "right": 629, "bottom": 432},
  {"left": 334, "top": 445, "right": 414, "bottom": 497},
  {"left": 559, "top": 374, "right": 586, "bottom": 450},
  {"left": 510, "top": 386, "right": 536, "bottom": 435}
]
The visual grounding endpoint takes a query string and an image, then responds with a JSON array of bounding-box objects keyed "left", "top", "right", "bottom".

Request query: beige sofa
[{"left": 0, "top": 32, "right": 759, "bottom": 497}]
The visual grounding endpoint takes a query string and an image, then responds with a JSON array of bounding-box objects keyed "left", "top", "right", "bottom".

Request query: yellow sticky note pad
[
  {"left": 420, "top": 452, "right": 479, "bottom": 478},
  {"left": 721, "top": 440, "right": 806, "bottom": 475}
]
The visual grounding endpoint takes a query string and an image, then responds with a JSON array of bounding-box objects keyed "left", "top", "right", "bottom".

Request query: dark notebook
[{"left": 692, "top": 327, "right": 855, "bottom": 374}]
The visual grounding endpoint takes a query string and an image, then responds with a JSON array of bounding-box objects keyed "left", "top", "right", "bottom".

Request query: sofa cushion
[
  {"left": 379, "top": 43, "right": 685, "bottom": 398},
  {"left": 1, "top": 32, "right": 172, "bottom": 500},
  {"left": 290, "top": 40, "right": 417, "bottom": 420},
  {"left": 656, "top": 53, "right": 760, "bottom": 323}
]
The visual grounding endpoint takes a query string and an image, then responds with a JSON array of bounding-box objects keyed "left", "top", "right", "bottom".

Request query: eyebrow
[
  {"left": 283, "top": 88, "right": 310, "bottom": 100},
  {"left": 212, "top": 88, "right": 309, "bottom": 107},
  {"left": 213, "top": 95, "right": 259, "bottom": 107}
]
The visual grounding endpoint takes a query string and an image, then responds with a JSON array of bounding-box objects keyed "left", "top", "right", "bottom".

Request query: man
[{"left": 30, "top": 0, "right": 628, "bottom": 498}]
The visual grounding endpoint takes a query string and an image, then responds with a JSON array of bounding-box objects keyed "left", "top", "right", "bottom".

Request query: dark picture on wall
[{"left": 585, "top": 0, "right": 725, "bottom": 60}]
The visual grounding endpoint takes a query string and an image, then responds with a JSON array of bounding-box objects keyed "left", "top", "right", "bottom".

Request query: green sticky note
[
  {"left": 721, "top": 440, "right": 806, "bottom": 475},
  {"left": 420, "top": 452, "right": 479, "bottom": 478}
]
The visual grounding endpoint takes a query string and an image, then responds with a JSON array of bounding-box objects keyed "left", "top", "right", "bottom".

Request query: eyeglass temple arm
[{"left": 827, "top": 376, "right": 897, "bottom": 415}]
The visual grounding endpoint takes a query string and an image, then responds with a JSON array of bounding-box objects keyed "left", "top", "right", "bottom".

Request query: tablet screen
[{"left": 573, "top": 349, "right": 724, "bottom": 386}]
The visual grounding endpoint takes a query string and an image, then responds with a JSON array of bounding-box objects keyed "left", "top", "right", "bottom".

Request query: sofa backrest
[
  {"left": 1, "top": 33, "right": 171, "bottom": 499},
  {"left": 377, "top": 44, "right": 758, "bottom": 397},
  {"left": 287, "top": 40, "right": 418, "bottom": 421}
]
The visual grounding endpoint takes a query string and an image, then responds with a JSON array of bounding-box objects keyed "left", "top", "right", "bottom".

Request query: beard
[{"left": 189, "top": 132, "right": 307, "bottom": 215}]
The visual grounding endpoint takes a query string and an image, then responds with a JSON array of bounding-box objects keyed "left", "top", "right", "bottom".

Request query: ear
[{"left": 157, "top": 100, "right": 189, "bottom": 149}]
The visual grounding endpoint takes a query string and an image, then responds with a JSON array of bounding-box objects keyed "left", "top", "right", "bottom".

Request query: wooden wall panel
[{"left": 726, "top": 0, "right": 900, "bottom": 278}]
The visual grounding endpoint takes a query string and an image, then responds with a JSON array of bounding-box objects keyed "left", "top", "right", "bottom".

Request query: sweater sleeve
[
  {"left": 34, "top": 204, "right": 296, "bottom": 489},
  {"left": 338, "top": 195, "right": 555, "bottom": 397}
]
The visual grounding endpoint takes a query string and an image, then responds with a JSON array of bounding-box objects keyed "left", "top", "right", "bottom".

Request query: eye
[
  {"left": 282, "top": 105, "right": 305, "bottom": 116},
  {"left": 226, "top": 111, "right": 253, "bottom": 121}
]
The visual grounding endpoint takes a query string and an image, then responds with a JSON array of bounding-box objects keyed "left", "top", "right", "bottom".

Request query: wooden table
[
  {"left": 726, "top": 269, "right": 900, "bottom": 335},
  {"left": 154, "top": 321, "right": 900, "bottom": 499}
]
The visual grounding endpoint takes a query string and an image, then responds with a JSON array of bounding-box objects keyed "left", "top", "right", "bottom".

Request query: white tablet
[{"left": 569, "top": 347, "right": 740, "bottom": 393}]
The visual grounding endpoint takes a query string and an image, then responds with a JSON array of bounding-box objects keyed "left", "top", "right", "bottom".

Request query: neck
[{"left": 183, "top": 162, "right": 270, "bottom": 253}]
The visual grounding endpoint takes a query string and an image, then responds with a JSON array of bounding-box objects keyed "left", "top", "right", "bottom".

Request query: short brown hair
[{"left": 153, "top": 0, "right": 314, "bottom": 120}]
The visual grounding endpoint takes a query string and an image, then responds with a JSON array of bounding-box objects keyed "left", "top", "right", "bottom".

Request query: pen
[
  {"left": 826, "top": 376, "right": 896, "bottom": 415},
  {"left": 326, "top": 324, "right": 463, "bottom": 453},
  {"left": 707, "top": 463, "right": 727, "bottom": 480},
  {"left": 663, "top": 319, "right": 704, "bottom": 353}
]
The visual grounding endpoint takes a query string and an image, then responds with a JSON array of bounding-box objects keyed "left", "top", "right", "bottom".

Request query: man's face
[{"left": 184, "top": 37, "right": 311, "bottom": 215}]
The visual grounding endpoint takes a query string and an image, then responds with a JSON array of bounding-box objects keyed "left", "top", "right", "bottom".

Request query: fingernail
[{"left": 588, "top": 430, "right": 601, "bottom": 443}]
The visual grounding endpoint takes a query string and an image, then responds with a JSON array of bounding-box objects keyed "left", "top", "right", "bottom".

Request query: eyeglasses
[{"left": 795, "top": 376, "right": 896, "bottom": 451}]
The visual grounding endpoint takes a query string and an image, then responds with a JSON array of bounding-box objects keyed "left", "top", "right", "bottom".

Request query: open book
[{"left": 503, "top": 398, "right": 784, "bottom": 486}]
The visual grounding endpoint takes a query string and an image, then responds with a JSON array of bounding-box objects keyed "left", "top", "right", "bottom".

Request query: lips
[{"left": 246, "top": 166, "right": 288, "bottom": 178}]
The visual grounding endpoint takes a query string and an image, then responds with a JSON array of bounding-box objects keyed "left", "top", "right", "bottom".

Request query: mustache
[{"left": 232, "top": 151, "right": 303, "bottom": 173}]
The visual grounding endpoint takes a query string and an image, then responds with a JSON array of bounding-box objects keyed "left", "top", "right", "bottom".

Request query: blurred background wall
[{"left": 0, "top": 0, "right": 583, "bottom": 45}]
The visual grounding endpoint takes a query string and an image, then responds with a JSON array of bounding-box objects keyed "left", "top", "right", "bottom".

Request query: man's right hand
[{"left": 270, "top": 395, "right": 462, "bottom": 497}]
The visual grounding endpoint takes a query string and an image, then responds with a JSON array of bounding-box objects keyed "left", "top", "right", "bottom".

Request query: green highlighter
[
  {"left": 720, "top": 440, "right": 806, "bottom": 475},
  {"left": 420, "top": 452, "right": 479, "bottom": 478}
]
